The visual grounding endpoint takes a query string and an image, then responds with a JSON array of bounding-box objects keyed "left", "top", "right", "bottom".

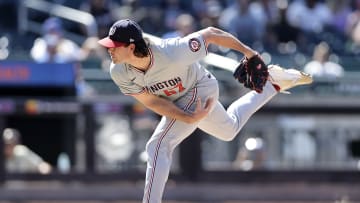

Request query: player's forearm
[
  {"left": 145, "top": 98, "right": 195, "bottom": 123},
  {"left": 200, "top": 27, "right": 257, "bottom": 58},
  {"left": 133, "top": 93, "right": 196, "bottom": 123}
]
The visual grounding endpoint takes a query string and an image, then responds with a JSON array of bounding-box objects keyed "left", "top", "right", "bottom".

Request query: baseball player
[{"left": 98, "top": 19, "right": 312, "bottom": 203}]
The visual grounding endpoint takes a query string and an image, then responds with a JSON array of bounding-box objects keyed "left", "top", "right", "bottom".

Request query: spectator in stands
[
  {"left": 162, "top": 13, "right": 196, "bottom": 38},
  {"left": 79, "top": 0, "right": 115, "bottom": 38},
  {"left": 345, "top": 0, "right": 360, "bottom": 47},
  {"left": 138, "top": 0, "right": 162, "bottom": 8},
  {"left": 267, "top": 0, "right": 302, "bottom": 52},
  {"left": 0, "top": 0, "right": 17, "bottom": 32},
  {"left": 286, "top": 0, "right": 332, "bottom": 34},
  {"left": 81, "top": 36, "right": 112, "bottom": 71},
  {"left": 3, "top": 128, "right": 52, "bottom": 174},
  {"left": 162, "top": 0, "right": 186, "bottom": 32},
  {"left": 303, "top": 41, "right": 345, "bottom": 78},
  {"left": 233, "top": 137, "right": 266, "bottom": 170},
  {"left": 327, "top": 0, "right": 352, "bottom": 35},
  {"left": 30, "top": 17, "right": 87, "bottom": 63},
  {"left": 218, "top": 0, "right": 266, "bottom": 46},
  {"left": 283, "top": 129, "right": 317, "bottom": 168},
  {"left": 191, "top": 0, "right": 223, "bottom": 28},
  {"left": 285, "top": 0, "right": 333, "bottom": 54},
  {"left": 30, "top": 17, "right": 98, "bottom": 97},
  {"left": 258, "top": 0, "right": 280, "bottom": 25}
]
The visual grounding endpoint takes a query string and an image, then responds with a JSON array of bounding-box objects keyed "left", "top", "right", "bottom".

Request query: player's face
[{"left": 108, "top": 46, "right": 131, "bottom": 64}]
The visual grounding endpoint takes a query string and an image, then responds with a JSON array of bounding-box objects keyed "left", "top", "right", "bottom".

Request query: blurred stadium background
[{"left": 0, "top": 0, "right": 360, "bottom": 202}]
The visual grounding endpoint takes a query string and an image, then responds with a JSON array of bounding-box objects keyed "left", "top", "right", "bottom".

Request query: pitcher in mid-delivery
[{"left": 98, "top": 19, "right": 312, "bottom": 203}]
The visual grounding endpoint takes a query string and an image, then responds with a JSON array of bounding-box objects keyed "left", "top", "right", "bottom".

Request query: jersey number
[{"left": 163, "top": 83, "right": 185, "bottom": 96}]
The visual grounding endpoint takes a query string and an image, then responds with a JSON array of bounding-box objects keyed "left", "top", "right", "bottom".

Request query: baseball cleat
[{"left": 268, "top": 64, "right": 313, "bottom": 93}]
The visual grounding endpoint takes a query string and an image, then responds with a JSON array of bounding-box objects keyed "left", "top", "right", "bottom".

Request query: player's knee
[
  {"left": 213, "top": 132, "right": 237, "bottom": 142},
  {"left": 145, "top": 139, "right": 157, "bottom": 157},
  {"left": 145, "top": 138, "right": 173, "bottom": 164},
  {"left": 221, "top": 133, "right": 237, "bottom": 142},
  {"left": 145, "top": 139, "right": 171, "bottom": 157}
]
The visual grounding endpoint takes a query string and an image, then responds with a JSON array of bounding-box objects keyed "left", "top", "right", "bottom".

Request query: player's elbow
[
  {"left": 217, "top": 132, "right": 237, "bottom": 142},
  {"left": 204, "top": 26, "right": 221, "bottom": 33},
  {"left": 202, "top": 26, "right": 221, "bottom": 37},
  {"left": 200, "top": 26, "right": 226, "bottom": 45}
]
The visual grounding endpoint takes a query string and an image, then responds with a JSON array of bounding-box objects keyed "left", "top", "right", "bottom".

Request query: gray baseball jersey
[
  {"left": 108, "top": 32, "right": 278, "bottom": 203},
  {"left": 109, "top": 32, "right": 211, "bottom": 101}
]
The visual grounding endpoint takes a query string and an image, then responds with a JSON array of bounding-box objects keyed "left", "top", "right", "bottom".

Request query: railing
[{"left": 18, "top": 0, "right": 97, "bottom": 44}]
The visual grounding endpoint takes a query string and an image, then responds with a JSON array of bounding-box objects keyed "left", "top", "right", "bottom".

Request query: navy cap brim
[{"left": 98, "top": 37, "right": 127, "bottom": 48}]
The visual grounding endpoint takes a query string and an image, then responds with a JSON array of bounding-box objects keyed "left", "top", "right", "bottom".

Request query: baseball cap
[
  {"left": 98, "top": 19, "right": 143, "bottom": 48},
  {"left": 43, "top": 17, "right": 63, "bottom": 34}
]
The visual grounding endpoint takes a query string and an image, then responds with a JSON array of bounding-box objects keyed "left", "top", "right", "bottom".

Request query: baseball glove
[{"left": 233, "top": 54, "right": 269, "bottom": 93}]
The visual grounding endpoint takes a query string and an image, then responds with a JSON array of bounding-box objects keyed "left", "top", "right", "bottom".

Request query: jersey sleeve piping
[{"left": 202, "top": 37, "right": 208, "bottom": 55}]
